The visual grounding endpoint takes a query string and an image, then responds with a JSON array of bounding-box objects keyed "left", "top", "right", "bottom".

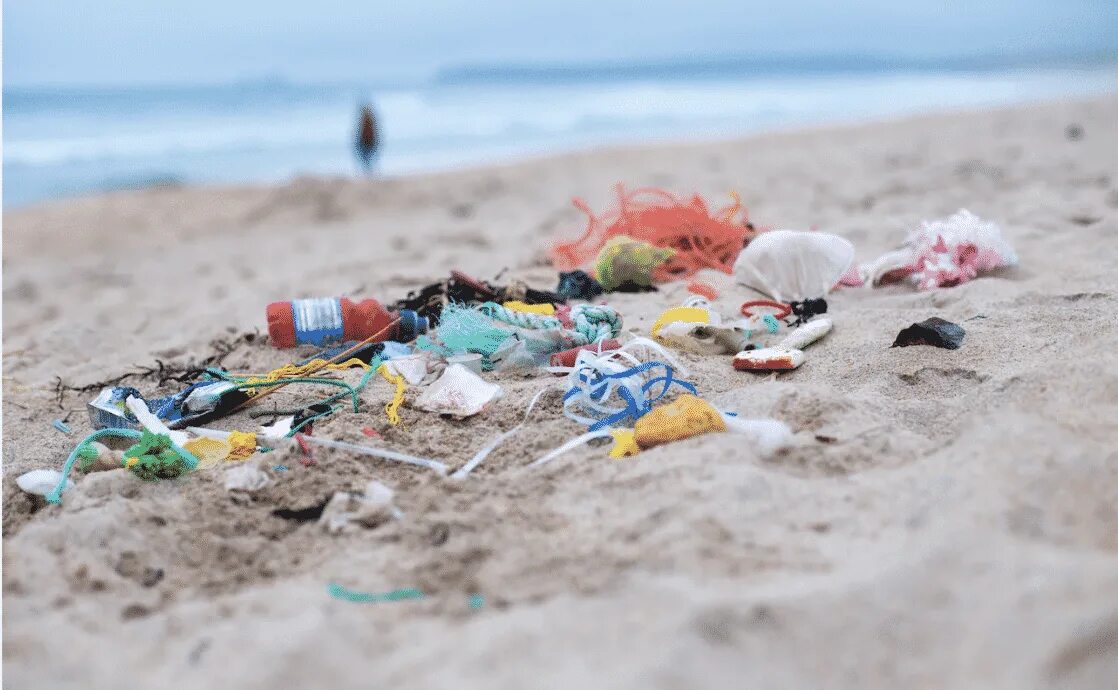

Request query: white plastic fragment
[
  {"left": 183, "top": 382, "right": 236, "bottom": 414},
  {"left": 256, "top": 417, "right": 295, "bottom": 441},
  {"left": 125, "top": 396, "right": 189, "bottom": 446},
  {"left": 319, "top": 480, "right": 403, "bottom": 534},
  {"left": 414, "top": 363, "right": 502, "bottom": 417},
  {"left": 733, "top": 347, "right": 806, "bottom": 371},
  {"left": 721, "top": 416, "right": 795, "bottom": 458},
  {"left": 223, "top": 462, "right": 271, "bottom": 492},
  {"left": 734, "top": 230, "right": 855, "bottom": 302},
  {"left": 18, "top": 469, "right": 74, "bottom": 497},
  {"left": 777, "top": 317, "right": 833, "bottom": 351},
  {"left": 862, "top": 247, "right": 915, "bottom": 287},
  {"left": 382, "top": 355, "right": 430, "bottom": 385}
]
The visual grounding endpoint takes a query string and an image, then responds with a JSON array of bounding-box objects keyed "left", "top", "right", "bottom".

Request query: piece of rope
[
  {"left": 551, "top": 340, "right": 697, "bottom": 432},
  {"left": 238, "top": 357, "right": 371, "bottom": 392},
  {"left": 377, "top": 364, "right": 406, "bottom": 426},
  {"left": 478, "top": 302, "right": 622, "bottom": 345}
]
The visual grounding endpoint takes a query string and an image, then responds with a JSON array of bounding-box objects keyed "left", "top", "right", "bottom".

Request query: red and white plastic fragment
[{"left": 733, "top": 347, "right": 805, "bottom": 371}]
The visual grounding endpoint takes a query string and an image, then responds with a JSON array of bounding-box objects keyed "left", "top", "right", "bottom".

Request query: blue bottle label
[{"left": 292, "top": 298, "right": 345, "bottom": 345}]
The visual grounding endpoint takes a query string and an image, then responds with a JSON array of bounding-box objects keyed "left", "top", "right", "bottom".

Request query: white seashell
[
  {"left": 223, "top": 463, "right": 271, "bottom": 492},
  {"left": 17, "top": 469, "right": 73, "bottom": 497},
  {"left": 778, "top": 318, "right": 833, "bottom": 351},
  {"left": 414, "top": 364, "right": 502, "bottom": 417},
  {"left": 734, "top": 231, "right": 855, "bottom": 302}
]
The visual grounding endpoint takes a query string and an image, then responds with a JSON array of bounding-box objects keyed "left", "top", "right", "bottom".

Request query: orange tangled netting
[{"left": 551, "top": 184, "right": 757, "bottom": 281}]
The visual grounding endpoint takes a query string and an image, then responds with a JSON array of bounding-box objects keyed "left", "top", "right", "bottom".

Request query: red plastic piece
[
  {"left": 687, "top": 280, "right": 719, "bottom": 300},
  {"left": 740, "top": 299, "right": 792, "bottom": 319}
]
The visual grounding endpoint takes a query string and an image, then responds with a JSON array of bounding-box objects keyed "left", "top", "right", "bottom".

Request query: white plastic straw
[
  {"left": 451, "top": 386, "right": 552, "bottom": 480},
  {"left": 293, "top": 435, "right": 448, "bottom": 475},
  {"left": 528, "top": 429, "right": 613, "bottom": 468}
]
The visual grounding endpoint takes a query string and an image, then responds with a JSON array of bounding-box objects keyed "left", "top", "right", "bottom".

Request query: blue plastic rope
[{"left": 564, "top": 360, "right": 698, "bottom": 431}]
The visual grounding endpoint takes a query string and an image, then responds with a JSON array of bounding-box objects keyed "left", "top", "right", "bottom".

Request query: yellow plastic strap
[
  {"left": 378, "top": 364, "right": 406, "bottom": 426},
  {"left": 502, "top": 300, "right": 556, "bottom": 316}
]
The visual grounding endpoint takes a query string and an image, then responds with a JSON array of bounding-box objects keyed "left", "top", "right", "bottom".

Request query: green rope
[
  {"left": 478, "top": 302, "right": 622, "bottom": 345},
  {"left": 327, "top": 582, "right": 425, "bottom": 603}
]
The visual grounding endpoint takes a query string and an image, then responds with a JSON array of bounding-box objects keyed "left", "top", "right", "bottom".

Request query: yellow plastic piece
[
  {"left": 650, "top": 306, "right": 710, "bottom": 338},
  {"left": 608, "top": 429, "right": 641, "bottom": 458},
  {"left": 227, "top": 431, "right": 258, "bottom": 461},
  {"left": 183, "top": 436, "right": 234, "bottom": 468},
  {"left": 378, "top": 364, "right": 406, "bottom": 426},
  {"left": 633, "top": 394, "right": 726, "bottom": 449},
  {"left": 503, "top": 300, "right": 556, "bottom": 316}
]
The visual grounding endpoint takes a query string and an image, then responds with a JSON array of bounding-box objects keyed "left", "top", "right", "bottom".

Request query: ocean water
[{"left": 4, "top": 65, "right": 1117, "bottom": 209}]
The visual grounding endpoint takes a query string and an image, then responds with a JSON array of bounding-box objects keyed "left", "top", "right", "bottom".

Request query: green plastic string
[
  {"left": 286, "top": 405, "right": 340, "bottom": 437},
  {"left": 48, "top": 428, "right": 143, "bottom": 504},
  {"left": 327, "top": 582, "right": 425, "bottom": 603}
]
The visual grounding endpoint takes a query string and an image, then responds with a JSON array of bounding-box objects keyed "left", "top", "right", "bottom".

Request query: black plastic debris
[
  {"left": 557, "top": 270, "right": 604, "bottom": 300},
  {"left": 789, "top": 298, "right": 828, "bottom": 324},
  {"left": 892, "top": 317, "right": 966, "bottom": 349},
  {"left": 392, "top": 270, "right": 567, "bottom": 325}
]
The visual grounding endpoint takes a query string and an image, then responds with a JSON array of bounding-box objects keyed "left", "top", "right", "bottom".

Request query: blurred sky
[{"left": 5, "top": 0, "right": 1118, "bottom": 88}]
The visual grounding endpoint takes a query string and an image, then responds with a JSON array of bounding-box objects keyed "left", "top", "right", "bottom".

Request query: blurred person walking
[{"left": 355, "top": 103, "right": 379, "bottom": 174}]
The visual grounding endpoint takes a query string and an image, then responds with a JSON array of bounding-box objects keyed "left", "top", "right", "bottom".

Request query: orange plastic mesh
[{"left": 551, "top": 184, "right": 756, "bottom": 281}]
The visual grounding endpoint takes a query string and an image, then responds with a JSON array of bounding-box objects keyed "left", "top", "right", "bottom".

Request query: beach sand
[{"left": 4, "top": 95, "right": 1118, "bottom": 689}]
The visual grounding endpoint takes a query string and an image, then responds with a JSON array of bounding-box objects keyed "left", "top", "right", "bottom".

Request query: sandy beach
[{"left": 4, "top": 95, "right": 1118, "bottom": 689}]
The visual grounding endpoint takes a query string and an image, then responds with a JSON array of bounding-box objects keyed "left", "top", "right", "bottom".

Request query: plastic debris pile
[{"left": 26, "top": 187, "right": 1015, "bottom": 586}]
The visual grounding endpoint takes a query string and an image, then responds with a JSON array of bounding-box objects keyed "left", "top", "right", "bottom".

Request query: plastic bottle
[{"left": 266, "top": 298, "right": 428, "bottom": 348}]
